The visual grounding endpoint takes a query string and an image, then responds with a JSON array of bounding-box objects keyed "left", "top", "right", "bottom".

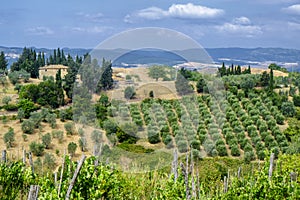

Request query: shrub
[
  {"left": 59, "top": 109, "right": 67, "bottom": 122},
  {"left": 21, "top": 119, "right": 35, "bottom": 134},
  {"left": 17, "top": 108, "right": 25, "bottom": 122},
  {"left": 275, "top": 113, "right": 285, "bottom": 125},
  {"left": 230, "top": 145, "right": 240, "bottom": 157},
  {"left": 267, "top": 119, "right": 277, "bottom": 129},
  {"left": 216, "top": 139, "right": 225, "bottom": 146},
  {"left": 117, "top": 143, "right": 154, "bottom": 154},
  {"left": 244, "top": 143, "right": 253, "bottom": 153},
  {"left": 68, "top": 142, "right": 77, "bottom": 157},
  {"left": 78, "top": 128, "right": 85, "bottom": 137},
  {"left": 22, "top": 134, "right": 27, "bottom": 141},
  {"left": 281, "top": 101, "right": 296, "bottom": 117},
  {"left": 225, "top": 132, "right": 235, "bottom": 142},
  {"left": 29, "top": 142, "right": 45, "bottom": 156},
  {"left": 257, "top": 150, "right": 265, "bottom": 160},
  {"left": 148, "top": 131, "right": 160, "bottom": 144},
  {"left": 91, "top": 130, "right": 102, "bottom": 144},
  {"left": 124, "top": 86, "right": 136, "bottom": 99},
  {"left": 162, "top": 135, "right": 172, "bottom": 145},
  {"left": 2, "top": 96, "right": 11, "bottom": 105},
  {"left": 203, "top": 140, "right": 215, "bottom": 156},
  {"left": 52, "top": 130, "right": 64, "bottom": 143},
  {"left": 216, "top": 144, "right": 228, "bottom": 157},
  {"left": 79, "top": 137, "right": 87, "bottom": 152},
  {"left": 177, "top": 140, "right": 188, "bottom": 153},
  {"left": 3, "top": 128, "right": 14, "bottom": 148},
  {"left": 244, "top": 151, "right": 255, "bottom": 163},
  {"left": 42, "top": 133, "right": 52, "bottom": 149},
  {"left": 46, "top": 113, "right": 57, "bottom": 129},
  {"left": 264, "top": 135, "right": 275, "bottom": 147},
  {"left": 29, "top": 112, "right": 43, "bottom": 128},
  {"left": 191, "top": 140, "right": 201, "bottom": 150},
  {"left": 240, "top": 139, "right": 250, "bottom": 150},
  {"left": 252, "top": 136, "right": 261, "bottom": 144},
  {"left": 64, "top": 122, "right": 76, "bottom": 135},
  {"left": 17, "top": 99, "right": 38, "bottom": 118},
  {"left": 43, "top": 153, "right": 56, "bottom": 170},
  {"left": 212, "top": 133, "right": 222, "bottom": 141},
  {"left": 228, "top": 138, "right": 238, "bottom": 146},
  {"left": 116, "top": 127, "right": 138, "bottom": 144}
]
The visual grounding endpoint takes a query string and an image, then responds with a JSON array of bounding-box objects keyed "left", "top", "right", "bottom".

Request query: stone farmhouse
[{"left": 39, "top": 65, "right": 68, "bottom": 80}]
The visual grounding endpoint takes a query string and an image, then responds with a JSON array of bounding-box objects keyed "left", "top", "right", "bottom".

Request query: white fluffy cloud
[
  {"left": 125, "top": 3, "right": 224, "bottom": 22},
  {"left": 217, "top": 17, "right": 262, "bottom": 37},
  {"left": 26, "top": 27, "right": 54, "bottom": 35},
  {"left": 71, "top": 26, "right": 110, "bottom": 34},
  {"left": 288, "top": 21, "right": 300, "bottom": 30},
  {"left": 283, "top": 4, "right": 300, "bottom": 14},
  {"left": 167, "top": 3, "right": 224, "bottom": 19},
  {"left": 137, "top": 7, "right": 166, "bottom": 20},
  {"left": 233, "top": 17, "right": 251, "bottom": 25},
  {"left": 77, "top": 12, "right": 104, "bottom": 22}
]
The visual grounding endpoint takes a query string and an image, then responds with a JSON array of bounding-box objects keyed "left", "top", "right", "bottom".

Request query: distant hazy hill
[{"left": 1, "top": 46, "right": 300, "bottom": 71}]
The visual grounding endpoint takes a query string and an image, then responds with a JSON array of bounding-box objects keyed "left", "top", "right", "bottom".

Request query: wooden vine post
[
  {"left": 65, "top": 155, "right": 86, "bottom": 200},
  {"left": 23, "top": 149, "right": 26, "bottom": 164},
  {"left": 172, "top": 149, "right": 178, "bottom": 182},
  {"left": 27, "top": 185, "right": 40, "bottom": 200},
  {"left": 58, "top": 150, "right": 66, "bottom": 196},
  {"left": 268, "top": 153, "right": 275, "bottom": 180},
  {"left": 28, "top": 152, "right": 34, "bottom": 173},
  {"left": 2, "top": 150, "right": 7, "bottom": 163}
]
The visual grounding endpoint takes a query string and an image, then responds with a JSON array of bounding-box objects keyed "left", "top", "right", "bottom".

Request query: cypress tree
[
  {"left": 269, "top": 68, "right": 274, "bottom": 91},
  {"left": 0, "top": 51, "right": 8, "bottom": 71},
  {"left": 57, "top": 48, "right": 61, "bottom": 64},
  {"left": 53, "top": 49, "right": 57, "bottom": 64},
  {"left": 237, "top": 65, "right": 241, "bottom": 75}
]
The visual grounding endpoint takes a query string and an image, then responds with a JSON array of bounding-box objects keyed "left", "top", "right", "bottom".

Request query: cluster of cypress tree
[
  {"left": 46, "top": 48, "right": 67, "bottom": 65},
  {"left": 218, "top": 62, "right": 251, "bottom": 77},
  {"left": 10, "top": 48, "right": 45, "bottom": 78}
]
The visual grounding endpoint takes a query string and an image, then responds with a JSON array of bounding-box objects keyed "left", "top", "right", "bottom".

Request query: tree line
[{"left": 218, "top": 62, "right": 251, "bottom": 77}]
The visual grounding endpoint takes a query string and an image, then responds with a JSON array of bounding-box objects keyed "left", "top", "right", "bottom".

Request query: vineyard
[{"left": 0, "top": 152, "right": 299, "bottom": 199}]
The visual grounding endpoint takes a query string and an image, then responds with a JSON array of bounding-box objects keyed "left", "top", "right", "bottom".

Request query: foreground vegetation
[{"left": 0, "top": 153, "right": 299, "bottom": 199}]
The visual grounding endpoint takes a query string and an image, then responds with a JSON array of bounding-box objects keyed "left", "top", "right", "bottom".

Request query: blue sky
[{"left": 1, "top": 0, "right": 300, "bottom": 49}]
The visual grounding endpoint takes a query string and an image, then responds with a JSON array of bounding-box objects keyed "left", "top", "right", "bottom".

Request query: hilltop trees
[
  {"left": 148, "top": 65, "right": 167, "bottom": 81},
  {"left": 11, "top": 47, "right": 45, "bottom": 78},
  {"left": 98, "top": 59, "right": 113, "bottom": 91},
  {"left": 47, "top": 48, "right": 67, "bottom": 65},
  {"left": 268, "top": 63, "right": 288, "bottom": 73},
  {"left": 0, "top": 51, "right": 8, "bottom": 72},
  {"left": 218, "top": 63, "right": 251, "bottom": 77},
  {"left": 63, "top": 54, "right": 80, "bottom": 100}
]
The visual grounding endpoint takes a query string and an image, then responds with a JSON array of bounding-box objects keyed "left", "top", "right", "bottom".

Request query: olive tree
[
  {"left": 68, "top": 142, "right": 77, "bottom": 157},
  {"left": 4, "top": 128, "right": 15, "bottom": 148}
]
